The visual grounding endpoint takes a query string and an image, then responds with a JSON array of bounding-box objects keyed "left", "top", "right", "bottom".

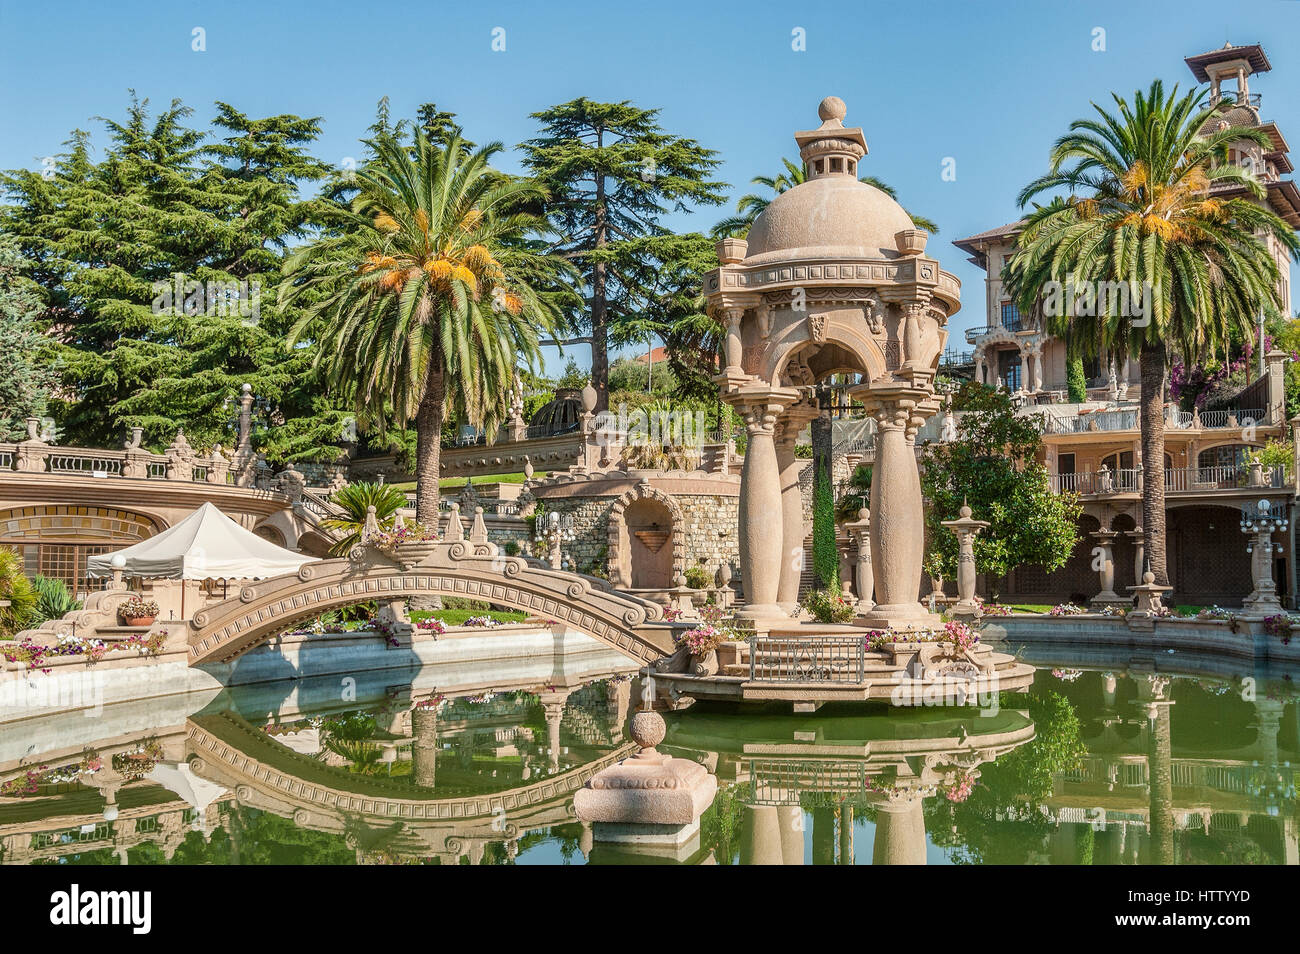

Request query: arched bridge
[{"left": 187, "top": 522, "right": 672, "bottom": 666}]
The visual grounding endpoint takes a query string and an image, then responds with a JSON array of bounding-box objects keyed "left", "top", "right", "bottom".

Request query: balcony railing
[
  {"left": 964, "top": 325, "right": 993, "bottom": 344},
  {"left": 1052, "top": 464, "right": 1288, "bottom": 495},
  {"left": 1040, "top": 405, "right": 1265, "bottom": 434}
]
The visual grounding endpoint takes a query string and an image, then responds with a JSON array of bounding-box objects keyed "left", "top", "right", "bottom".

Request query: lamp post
[
  {"left": 535, "top": 510, "right": 576, "bottom": 571},
  {"left": 1241, "top": 498, "right": 1287, "bottom": 615}
]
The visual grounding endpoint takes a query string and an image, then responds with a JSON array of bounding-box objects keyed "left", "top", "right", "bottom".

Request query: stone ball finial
[
  {"left": 959, "top": 504, "right": 972, "bottom": 519},
  {"left": 241, "top": 382, "right": 252, "bottom": 394},
  {"left": 111, "top": 554, "right": 126, "bottom": 569},
  {"left": 818, "top": 96, "right": 847, "bottom": 123},
  {"left": 858, "top": 506, "right": 869, "bottom": 521},
  {"left": 1143, "top": 570, "right": 1155, "bottom": 585},
  {"left": 629, "top": 709, "right": 666, "bottom": 753}
]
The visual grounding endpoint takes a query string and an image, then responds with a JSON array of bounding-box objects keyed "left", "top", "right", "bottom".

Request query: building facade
[{"left": 953, "top": 43, "right": 1300, "bottom": 608}]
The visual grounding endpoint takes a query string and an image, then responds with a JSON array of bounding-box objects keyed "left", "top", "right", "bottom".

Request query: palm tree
[
  {"left": 712, "top": 157, "right": 940, "bottom": 238},
  {"left": 1005, "top": 80, "right": 1299, "bottom": 585},
  {"left": 0, "top": 547, "right": 36, "bottom": 636},
  {"left": 283, "top": 132, "right": 572, "bottom": 525},
  {"left": 320, "top": 481, "right": 409, "bottom": 556}
]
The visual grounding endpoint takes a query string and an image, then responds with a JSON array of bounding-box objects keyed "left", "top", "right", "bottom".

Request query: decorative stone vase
[
  {"left": 393, "top": 540, "right": 440, "bottom": 567},
  {"left": 690, "top": 649, "right": 719, "bottom": 677}
]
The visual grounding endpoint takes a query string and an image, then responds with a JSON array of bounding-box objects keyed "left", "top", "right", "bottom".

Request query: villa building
[
  {"left": 956, "top": 41, "right": 1300, "bottom": 608},
  {"left": 953, "top": 42, "right": 1300, "bottom": 608}
]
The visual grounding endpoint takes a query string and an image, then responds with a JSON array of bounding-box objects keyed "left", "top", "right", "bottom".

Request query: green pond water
[{"left": 1, "top": 648, "right": 1295, "bottom": 865}]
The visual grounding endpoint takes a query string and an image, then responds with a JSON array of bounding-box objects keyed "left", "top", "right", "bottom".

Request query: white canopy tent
[{"left": 88, "top": 502, "right": 316, "bottom": 581}]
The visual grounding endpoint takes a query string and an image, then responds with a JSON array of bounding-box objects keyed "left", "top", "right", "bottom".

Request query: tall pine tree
[{"left": 521, "top": 100, "right": 726, "bottom": 411}]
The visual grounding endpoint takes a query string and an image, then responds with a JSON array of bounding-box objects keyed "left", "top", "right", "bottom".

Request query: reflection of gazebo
[{"left": 663, "top": 706, "right": 1035, "bottom": 865}]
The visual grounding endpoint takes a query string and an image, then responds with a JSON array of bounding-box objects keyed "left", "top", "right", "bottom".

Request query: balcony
[
  {"left": 1038, "top": 406, "right": 1265, "bottom": 435},
  {"left": 964, "top": 325, "right": 993, "bottom": 344},
  {"left": 1051, "top": 464, "right": 1288, "bottom": 496}
]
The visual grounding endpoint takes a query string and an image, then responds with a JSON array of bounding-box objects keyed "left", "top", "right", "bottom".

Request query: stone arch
[
  {"left": 253, "top": 524, "right": 286, "bottom": 547},
  {"left": 607, "top": 483, "right": 685, "bottom": 589},
  {"left": 765, "top": 315, "right": 887, "bottom": 386},
  {"left": 188, "top": 542, "right": 671, "bottom": 666}
]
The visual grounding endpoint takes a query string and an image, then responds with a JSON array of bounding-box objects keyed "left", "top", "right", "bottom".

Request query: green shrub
[
  {"left": 812, "top": 468, "right": 839, "bottom": 590},
  {"left": 0, "top": 547, "right": 36, "bottom": 636},
  {"left": 801, "top": 585, "right": 855, "bottom": 624},
  {"left": 1067, "top": 356, "right": 1087, "bottom": 403},
  {"left": 29, "top": 575, "right": 81, "bottom": 625},
  {"left": 503, "top": 540, "right": 522, "bottom": 556},
  {"left": 684, "top": 564, "right": 712, "bottom": 589}
]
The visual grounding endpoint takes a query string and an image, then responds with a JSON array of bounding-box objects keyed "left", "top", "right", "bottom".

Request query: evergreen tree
[
  {"left": 1, "top": 95, "right": 349, "bottom": 460},
  {"left": 0, "top": 235, "right": 55, "bottom": 440},
  {"left": 521, "top": 99, "right": 727, "bottom": 411}
]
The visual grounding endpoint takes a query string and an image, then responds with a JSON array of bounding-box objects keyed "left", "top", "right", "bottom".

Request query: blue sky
[{"left": 3, "top": 0, "right": 1299, "bottom": 372}]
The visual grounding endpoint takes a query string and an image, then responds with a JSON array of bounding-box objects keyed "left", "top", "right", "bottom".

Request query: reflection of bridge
[
  {"left": 0, "top": 675, "right": 635, "bottom": 866},
  {"left": 186, "top": 710, "right": 633, "bottom": 864},
  {"left": 188, "top": 519, "right": 672, "bottom": 666}
]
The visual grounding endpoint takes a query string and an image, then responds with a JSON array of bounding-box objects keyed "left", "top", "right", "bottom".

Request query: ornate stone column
[
  {"left": 722, "top": 306, "right": 745, "bottom": 376},
  {"left": 776, "top": 400, "right": 817, "bottom": 610},
  {"left": 411, "top": 704, "right": 439, "bottom": 789},
  {"left": 733, "top": 387, "right": 799, "bottom": 623},
  {"left": 1125, "top": 528, "right": 1145, "bottom": 584},
  {"left": 871, "top": 793, "right": 927, "bottom": 865},
  {"left": 853, "top": 390, "right": 934, "bottom": 629},
  {"left": 844, "top": 508, "right": 873, "bottom": 610},
  {"left": 540, "top": 690, "right": 569, "bottom": 774},
  {"left": 942, "top": 503, "right": 990, "bottom": 619}
]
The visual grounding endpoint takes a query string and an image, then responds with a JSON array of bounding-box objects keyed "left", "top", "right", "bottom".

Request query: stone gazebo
[{"left": 705, "top": 96, "right": 960, "bottom": 632}]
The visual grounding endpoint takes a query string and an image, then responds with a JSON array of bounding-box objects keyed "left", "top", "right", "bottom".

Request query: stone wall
[{"left": 535, "top": 492, "right": 741, "bottom": 582}]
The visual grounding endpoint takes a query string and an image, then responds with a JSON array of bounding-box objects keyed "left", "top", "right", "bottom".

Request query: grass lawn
[
  {"left": 410, "top": 609, "right": 528, "bottom": 626},
  {"left": 385, "top": 472, "right": 547, "bottom": 493}
]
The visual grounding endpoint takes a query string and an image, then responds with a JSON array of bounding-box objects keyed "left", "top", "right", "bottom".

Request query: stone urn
[
  {"left": 690, "top": 649, "right": 719, "bottom": 677},
  {"left": 392, "top": 540, "right": 440, "bottom": 568}
]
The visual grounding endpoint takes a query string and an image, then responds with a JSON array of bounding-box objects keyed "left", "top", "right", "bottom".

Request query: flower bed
[
  {"left": 674, "top": 624, "right": 727, "bottom": 655},
  {"left": 1048, "top": 603, "right": 1086, "bottom": 617},
  {"left": 865, "top": 620, "right": 979, "bottom": 653},
  {"left": 362, "top": 522, "right": 439, "bottom": 553},
  {"left": 2, "top": 630, "right": 167, "bottom": 674}
]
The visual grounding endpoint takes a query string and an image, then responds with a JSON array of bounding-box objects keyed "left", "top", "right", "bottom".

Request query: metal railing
[
  {"left": 748, "top": 759, "right": 872, "bottom": 806},
  {"left": 749, "top": 635, "right": 866, "bottom": 684},
  {"left": 1197, "top": 408, "right": 1263, "bottom": 429},
  {"left": 964, "top": 325, "right": 993, "bottom": 344},
  {"left": 1053, "top": 464, "right": 1287, "bottom": 495}
]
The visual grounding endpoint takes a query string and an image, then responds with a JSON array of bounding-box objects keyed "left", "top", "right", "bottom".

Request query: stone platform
[{"left": 647, "top": 621, "right": 1035, "bottom": 711}]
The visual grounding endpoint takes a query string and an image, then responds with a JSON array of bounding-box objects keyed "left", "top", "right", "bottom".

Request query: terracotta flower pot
[{"left": 124, "top": 616, "right": 156, "bottom": 627}]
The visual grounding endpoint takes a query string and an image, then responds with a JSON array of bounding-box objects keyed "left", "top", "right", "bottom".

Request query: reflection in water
[{"left": 0, "top": 658, "right": 1295, "bottom": 865}]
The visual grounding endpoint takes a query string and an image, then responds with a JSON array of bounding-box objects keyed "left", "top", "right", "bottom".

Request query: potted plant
[
  {"left": 674, "top": 624, "right": 726, "bottom": 676},
  {"left": 118, "top": 596, "right": 160, "bottom": 627}
]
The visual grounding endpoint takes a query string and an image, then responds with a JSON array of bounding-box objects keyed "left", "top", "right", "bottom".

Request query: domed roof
[
  {"left": 745, "top": 175, "right": 916, "bottom": 264},
  {"left": 742, "top": 97, "right": 917, "bottom": 265}
]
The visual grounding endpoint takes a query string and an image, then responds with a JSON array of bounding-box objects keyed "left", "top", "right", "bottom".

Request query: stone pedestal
[
  {"left": 1127, "top": 570, "right": 1173, "bottom": 630},
  {"left": 1088, "top": 530, "right": 1128, "bottom": 609},
  {"left": 941, "top": 503, "right": 989, "bottom": 620},
  {"left": 574, "top": 709, "right": 717, "bottom": 846}
]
